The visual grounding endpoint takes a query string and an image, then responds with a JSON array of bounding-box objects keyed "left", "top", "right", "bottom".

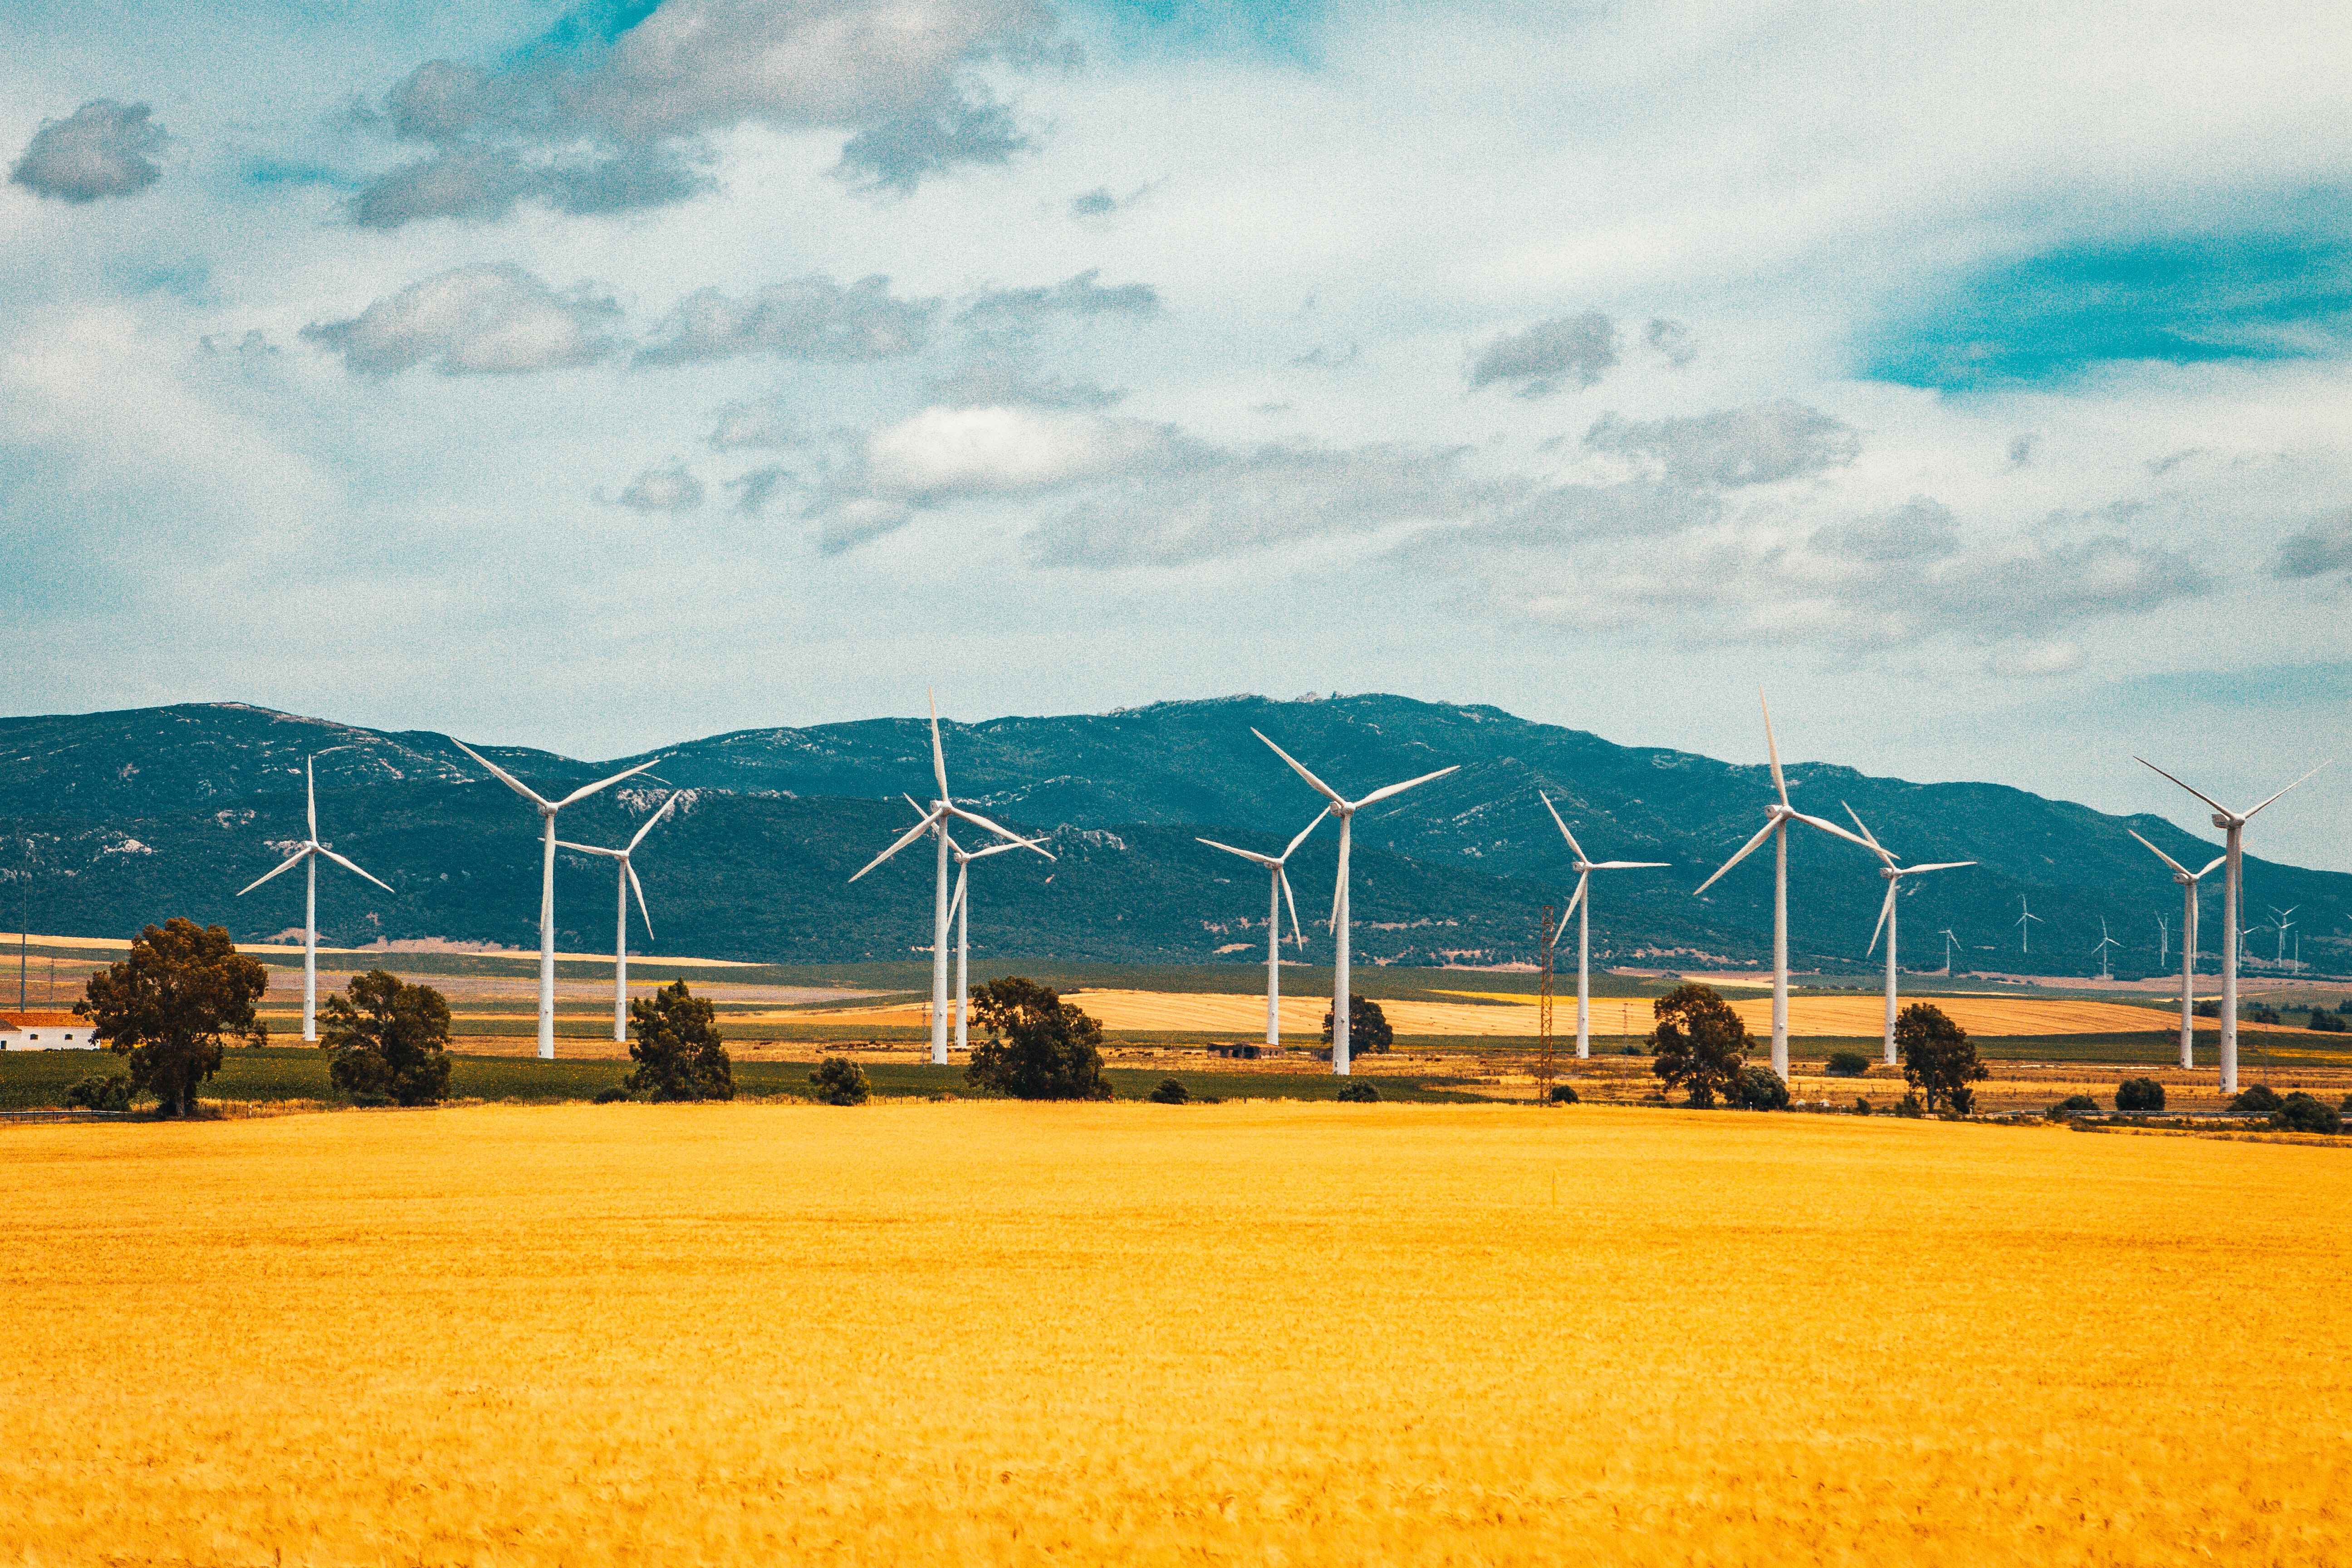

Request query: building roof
[{"left": 0, "top": 1011, "right": 94, "bottom": 1030}]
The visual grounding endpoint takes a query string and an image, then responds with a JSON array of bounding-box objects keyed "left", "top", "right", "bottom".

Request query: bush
[
  {"left": 2115, "top": 1077, "right": 2166, "bottom": 1113},
  {"left": 2342, "top": 1093, "right": 2352, "bottom": 1113},
  {"left": 592, "top": 1085, "right": 631, "bottom": 1104},
  {"left": 1148, "top": 1078, "right": 1189, "bottom": 1104},
  {"left": 2340, "top": 1000, "right": 2352, "bottom": 1015},
  {"left": 2193, "top": 1000, "right": 2218, "bottom": 1018},
  {"left": 967, "top": 977, "right": 1114, "bottom": 1100},
  {"left": 2228, "top": 1084, "right": 2283, "bottom": 1116},
  {"left": 2272, "top": 1093, "right": 2342, "bottom": 1135},
  {"left": 1726, "top": 1064, "right": 1790, "bottom": 1111},
  {"left": 1823, "top": 1050, "right": 1872, "bottom": 1078},
  {"left": 1852, "top": 1095, "right": 1872, "bottom": 1116},
  {"left": 348, "top": 1093, "right": 392, "bottom": 1108},
  {"left": 1548, "top": 1083, "right": 1579, "bottom": 1104},
  {"left": 64, "top": 1073, "right": 132, "bottom": 1112},
  {"left": 1620, "top": 1041, "right": 1643, "bottom": 1056},
  {"left": 1894, "top": 1093, "right": 1924, "bottom": 1118},
  {"left": 808, "top": 1057, "right": 870, "bottom": 1106},
  {"left": 626, "top": 979, "right": 735, "bottom": 1102},
  {"left": 2306, "top": 1009, "right": 2346, "bottom": 1033},
  {"left": 1321, "top": 996, "right": 1394, "bottom": 1056},
  {"left": 2249, "top": 1006, "right": 2282, "bottom": 1026},
  {"left": 2047, "top": 1093, "right": 2100, "bottom": 1119},
  {"left": 1335, "top": 1080, "right": 1380, "bottom": 1102}
]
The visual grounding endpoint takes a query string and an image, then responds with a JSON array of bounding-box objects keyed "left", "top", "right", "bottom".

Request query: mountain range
[{"left": 3, "top": 694, "right": 2344, "bottom": 976}]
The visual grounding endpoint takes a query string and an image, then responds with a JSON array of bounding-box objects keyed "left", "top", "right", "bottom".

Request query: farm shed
[
  {"left": 0, "top": 1010, "right": 103, "bottom": 1049},
  {"left": 1208, "top": 1042, "right": 1281, "bottom": 1059}
]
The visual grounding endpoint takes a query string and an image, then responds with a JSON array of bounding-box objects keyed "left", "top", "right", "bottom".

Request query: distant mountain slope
[{"left": 2, "top": 696, "right": 2344, "bottom": 974}]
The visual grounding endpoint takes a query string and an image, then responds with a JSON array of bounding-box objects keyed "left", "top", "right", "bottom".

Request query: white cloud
[
  {"left": 1584, "top": 401, "right": 1860, "bottom": 488},
  {"left": 861, "top": 405, "right": 1166, "bottom": 496},
  {"left": 1468, "top": 314, "right": 1618, "bottom": 397},
  {"left": 2271, "top": 507, "right": 2352, "bottom": 580},
  {"left": 634, "top": 276, "right": 936, "bottom": 366},
  {"left": 706, "top": 397, "right": 804, "bottom": 450},
  {"left": 1988, "top": 640, "right": 2087, "bottom": 677},
  {"left": 9, "top": 100, "right": 167, "bottom": 204},
  {"left": 614, "top": 463, "right": 705, "bottom": 512},
  {"left": 300, "top": 265, "right": 619, "bottom": 376}
]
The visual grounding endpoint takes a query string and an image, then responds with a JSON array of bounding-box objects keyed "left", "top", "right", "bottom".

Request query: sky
[{"left": 3, "top": 0, "right": 2349, "bottom": 868}]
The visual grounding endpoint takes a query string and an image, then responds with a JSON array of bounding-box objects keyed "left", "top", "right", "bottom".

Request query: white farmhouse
[{"left": 0, "top": 1010, "right": 104, "bottom": 1049}]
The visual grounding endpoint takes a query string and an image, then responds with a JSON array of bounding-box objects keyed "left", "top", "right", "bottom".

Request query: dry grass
[{"left": 3, "top": 1104, "right": 2347, "bottom": 1564}]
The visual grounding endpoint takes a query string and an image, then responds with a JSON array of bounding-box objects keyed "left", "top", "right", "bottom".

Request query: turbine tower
[
  {"left": 2091, "top": 919, "right": 2120, "bottom": 981},
  {"left": 2127, "top": 831, "right": 2224, "bottom": 1070},
  {"left": 2014, "top": 895, "right": 2042, "bottom": 954},
  {"left": 1938, "top": 928, "right": 1960, "bottom": 975},
  {"left": 1251, "top": 729, "right": 1457, "bottom": 1075},
  {"left": 1539, "top": 793, "right": 1667, "bottom": 1060},
  {"left": 2269, "top": 906, "right": 2298, "bottom": 967},
  {"left": 848, "top": 693, "right": 1050, "bottom": 1064},
  {"left": 555, "top": 791, "right": 681, "bottom": 1042},
  {"left": 903, "top": 797, "right": 1055, "bottom": 1053},
  {"left": 1196, "top": 807, "right": 1328, "bottom": 1047},
  {"left": 2157, "top": 911, "right": 2169, "bottom": 967},
  {"left": 453, "top": 740, "right": 661, "bottom": 1059},
  {"left": 236, "top": 755, "right": 392, "bottom": 1042},
  {"left": 1842, "top": 804, "right": 1974, "bottom": 1067},
  {"left": 1692, "top": 692, "right": 1874, "bottom": 1081},
  {"left": 2136, "top": 758, "right": 2329, "bottom": 1093}
]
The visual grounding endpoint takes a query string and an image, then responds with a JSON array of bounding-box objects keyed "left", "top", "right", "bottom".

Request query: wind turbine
[
  {"left": 2269, "top": 906, "right": 2298, "bottom": 967},
  {"left": 848, "top": 693, "right": 1050, "bottom": 1064},
  {"left": 555, "top": 791, "right": 681, "bottom": 1043},
  {"left": 1251, "top": 729, "right": 1458, "bottom": 1075},
  {"left": 1842, "top": 804, "right": 1974, "bottom": 1067},
  {"left": 2014, "top": 895, "right": 2043, "bottom": 954},
  {"left": 903, "top": 796, "right": 1055, "bottom": 1053},
  {"left": 1692, "top": 692, "right": 1875, "bottom": 1082},
  {"left": 1196, "top": 808, "right": 1328, "bottom": 1047},
  {"left": 2157, "top": 911, "right": 2169, "bottom": 968},
  {"left": 2091, "top": 919, "right": 2120, "bottom": 981},
  {"left": 2136, "top": 758, "right": 2329, "bottom": 1093},
  {"left": 452, "top": 740, "right": 662, "bottom": 1059},
  {"left": 1539, "top": 793, "right": 1667, "bottom": 1059},
  {"left": 2127, "top": 829, "right": 2225, "bottom": 1071},
  {"left": 236, "top": 755, "right": 392, "bottom": 1042},
  {"left": 1938, "top": 928, "right": 1960, "bottom": 975}
]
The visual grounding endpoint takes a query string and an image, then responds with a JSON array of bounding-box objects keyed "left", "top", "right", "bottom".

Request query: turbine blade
[
  {"left": 1330, "top": 823, "right": 1352, "bottom": 932},
  {"left": 943, "top": 803, "right": 1052, "bottom": 854},
  {"left": 453, "top": 739, "right": 552, "bottom": 808},
  {"left": 626, "top": 789, "right": 681, "bottom": 852},
  {"left": 1554, "top": 873, "right": 1588, "bottom": 946},
  {"left": 2133, "top": 756, "right": 2230, "bottom": 818},
  {"left": 554, "top": 841, "right": 625, "bottom": 858},
  {"left": 1899, "top": 861, "right": 1976, "bottom": 874},
  {"left": 970, "top": 836, "right": 1051, "bottom": 861},
  {"left": 1694, "top": 818, "right": 1777, "bottom": 895},
  {"left": 1197, "top": 837, "right": 1282, "bottom": 869},
  {"left": 1791, "top": 811, "right": 1876, "bottom": 850},
  {"left": 2127, "top": 829, "right": 2194, "bottom": 879},
  {"left": 318, "top": 846, "right": 394, "bottom": 894},
  {"left": 1281, "top": 867, "right": 1303, "bottom": 945},
  {"left": 2196, "top": 855, "right": 2226, "bottom": 879},
  {"left": 1591, "top": 860, "right": 1671, "bottom": 870},
  {"left": 628, "top": 862, "right": 652, "bottom": 940},
  {"left": 1539, "top": 791, "right": 1588, "bottom": 864},
  {"left": 1760, "top": 690, "right": 1788, "bottom": 809},
  {"left": 1281, "top": 804, "right": 1331, "bottom": 862},
  {"left": 1868, "top": 880, "right": 1896, "bottom": 956},
  {"left": 2243, "top": 761, "right": 2330, "bottom": 820},
  {"left": 236, "top": 849, "right": 312, "bottom": 897},
  {"left": 1842, "top": 801, "right": 1892, "bottom": 863},
  {"left": 1251, "top": 728, "right": 1345, "bottom": 806},
  {"left": 1355, "top": 764, "right": 1460, "bottom": 808},
  {"left": 306, "top": 755, "right": 318, "bottom": 842},
  {"left": 848, "top": 807, "right": 944, "bottom": 882},
  {"left": 949, "top": 863, "right": 968, "bottom": 922},
  {"left": 930, "top": 689, "right": 951, "bottom": 802},
  {"left": 555, "top": 756, "right": 662, "bottom": 810}
]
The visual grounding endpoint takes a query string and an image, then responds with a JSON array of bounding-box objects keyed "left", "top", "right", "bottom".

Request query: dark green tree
[
  {"left": 1648, "top": 983, "right": 1749, "bottom": 1107},
  {"left": 1148, "top": 1078, "right": 1190, "bottom": 1104},
  {"left": 808, "top": 1056, "right": 870, "bottom": 1105},
  {"left": 2272, "top": 1093, "right": 2342, "bottom": 1135},
  {"left": 966, "top": 977, "right": 1113, "bottom": 1100},
  {"left": 78, "top": 918, "right": 268, "bottom": 1116},
  {"left": 1321, "top": 995, "right": 1394, "bottom": 1055},
  {"left": 1896, "top": 1003, "right": 1986, "bottom": 1113},
  {"left": 65, "top": 1073, "right": 132, "bottom": 1111},
  {"left": 1823, "top": 1050, "right": 1871, "bottom": 1078},
  {"left": 1727, "top": 1063, "right": 1790, "bottom": 1110},
  {"left": 2114, "top": 1076, "right": 2166, "bottom": 1112},
  {"left": 2228, "top": 1084, "right": 2282, "bottom": 1116},
  {"left": 625, "top": 979, "right": 735, "bottom": 1102},
  {"left": 322, "top": 970, "right": 453, "bottom": 1106}
]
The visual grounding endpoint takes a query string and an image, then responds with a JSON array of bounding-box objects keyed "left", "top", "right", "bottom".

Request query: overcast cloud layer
[{"left": 2, "top": 0, "right": 2350, "bottom": 871}]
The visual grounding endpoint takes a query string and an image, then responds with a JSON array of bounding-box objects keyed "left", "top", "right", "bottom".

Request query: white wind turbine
[
  {"left": 1691, "top": 693, "right": 1875, "bottom": 1082},
  {"left": 236, "top": 754, "right": 393, "bottom": 1042},
  {"left": 1842, "top": 804, "right": 1974, "bottom": 1067},
  {"left": 1196, "top": 807, "right": 1328, "bottom": 1047},
  {"left": 2156, "top": 911, "right": 2169, "bottom": 967},
  {"left": 2091, "top": 919, "right": 2120, "bottom": 981},
  {"left": 2014, "top": 895, "right": 2043, "bottom": 954},
  {"left": 901, "top": 796, "right": 1055, "bottom": 1053},
  {"left": 2136, "top": 758, "right": 2329, "bottom": 1093},
  {"left": 2269, "top": 905, "right": 2298, "bottom": 967},
  {"left": 1251, "top": 729, "right": 1458, "bottom": 1075},
  {"left": 848, "top": 693, "right": 1051, "bottom": 1064},
  {"left": 452, "top": 740, "right": 662, "bottom": 1060},
  {"left": 555, "top": 791, "right": 681, "bottom": 1043},
  {"left": 1539, "top": 793, "right": 1668, "bottom": 1059},
  {"left": 1938, "top": 928, "right": 1960, "bottom": 975}
]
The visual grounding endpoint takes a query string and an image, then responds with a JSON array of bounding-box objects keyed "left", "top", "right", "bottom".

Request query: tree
[
  {"left": 1896, "top": 1003, "right": 1985, "bottom": 1113},
  {"left": 1648, "top": 983, "right": 1749, "bottom": 1107},
  {"left": 65, "top": 1073, "right": 132, "bottom": 1112},
  {"left": 625, "top": 979, "right": 734, "bottom": 1102},
  {"left": 2273, "top": 1093, "right": 2342, "bottom": 1135},
  {"left": 2307, "top": 1009, "right": 2346, "bottom": 1034},
  {"left": 966, "top": 977, "right": 1113, "bottom": 1100},
  {"left": 808, "top": 1057, "right": 869, "bottom": 1105},
  {"left": 2228, "top": 1084, "right": 2283, "bottom": 1116},
  {"left": 1726, "top": 1064, "right": 1789, "bottom": 1110},
  {"left": 78, "top": 918, "right": 268, "bottom": 1116},
  {"left": 2115, "top": 1077, "right": 2166, "bottom": 1112},
  {"left": 1335, "top": 1079, "right": 1380, "bottom": 1102},
  {"left": 1322, "top": 996, "right": 1394, "bottom": 1055},
  {"left": 322, "top": 970, "right": 453, "bottom": 1106},
  {"left": 1149, "top": 1078, "right": 1189, "bottom": 1104},
  {"left": 1823, "top": 1050, "right": 1871, "bottom": 1078}
]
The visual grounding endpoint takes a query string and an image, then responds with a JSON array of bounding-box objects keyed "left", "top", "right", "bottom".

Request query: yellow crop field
[{"left": 4, "top": 1105, "right": 2347, "bottom": 1564}]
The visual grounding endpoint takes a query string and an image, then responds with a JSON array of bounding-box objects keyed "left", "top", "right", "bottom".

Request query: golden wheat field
[{"left": 4, "top": 1105, "right": 2347, "bottom": 1565}]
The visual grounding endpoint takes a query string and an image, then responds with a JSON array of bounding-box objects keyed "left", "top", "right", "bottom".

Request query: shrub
[
  {"left": 2193, "top": 1000, "right": 2218, "bottom": 1018},
  {"left": 1727, "top": 1064, "right": 1789, "bottom": 1111},
  {"left": 2249, "top": 1006, "right": 2282, "bottom": 1026},
  {"left": 1321, "top": 996, "right": 1394, "bottom": 1056},
  {"left": 2306, "top": 1009, "right": 2346, "bottom": 1033},
  {"left": 1148, "top": 1078, "right": 1189, "bottom": 1104},
  {"left": 1852, "top": 1095, "right": 1872, "bottom": 1116},
  {"left": 592, "top": 1085, "right": 631, "bottom": 1104},
  {"left": 808, "top": 1057, "right": 870, "bottom": 1106},
  {"left": 1620, "top": 1041, "right": 1643, "bottom": 1056},
  {"left": 2340, "top": 999, "right": 2352, "bottom": 1014},
  {"left": 2227, "top": 1084, "right": 2283, "bottom": 1116},
  {"left": 1894, "top": 1093, "right": 1924, "bottom": 1118},
  {"left": 1823, "top": 1050, "right": 1872, "bottom": 1078},
  {"left": 2115, "top": 1077, "right": 2166, "bottom": 1113},
  {"left": 2342, "top": 1093, "right": 2352, "bottom": 1113},
  {"left": 626, "top": 979, "right": 735, "bottom": 1102},
  {"left": 2272, "top": 1093, "right": 2342, "bottom": 1135},
  {"left": 64, "top": 1073, "right": 132, "bottom": 1112},
  {"left": 1548, "top": 1083, "right": 1579, "bottom": 1104},
  {"left": 967, "top": 977, "right": 1113, "bottom": 1100},
  {"left": 348, "top": 1093, "right": 392, "bottom": 1108},
  {"left": 1335, "top": 1080, "right": 1380, "bottom": 1102},
  {"left": 2047, "top": 1093, "right": 2100, "bottom": 1119}
]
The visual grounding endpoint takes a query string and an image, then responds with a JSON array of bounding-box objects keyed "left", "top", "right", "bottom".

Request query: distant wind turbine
[
  {"left": 2091, "top": 919, "right": 2120, "bottom": 981},
  {"left": 2136, "top": 757, "right": 2330, "bottom": 1093},
  {"left": 848, "top": 693, "right": 1050, "bottom": 1064},
  {"left": 1693, "top": 692, "right": 1875, "bottom": 1082},
  {"left": 1539, "top": 793, "right": 1667, "bottom": 1060},
  {"left": 1251, "top": 729, "right": 1458, "bottom": 1075},
  {"left": 236, "top": 754, "right": 392, "bottom": 1042},
  {"left": 555, "top": 791, "right": 680, "bottom": 1043},
  {"left": 453, "top": 740, "right": 661, "bottom": 1059},
  {"left": 2269, "top": 905, "right": 2298, "bottom": 967},
  {"left": 2156, "top": 911, "right": 2168, "bottom": 967},
  {"left": 2014, "top": 895, "right": 2043, "bottom": 954},
  {"left": 1196, "top": 807, "right": 1328, "bottom": 1048},
  {"left": 1938, "top": 928, "right": 1960, "bottom": 975},
  {"left": 904, "top": 796, "right": 1055, "bottom": 1053},
  {"left": 1843, "top": 804, "right": 1974, "bottom": 1067},
  {"left": 2127, "top": 828, "right": 2225, "bottom": 1070}
]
